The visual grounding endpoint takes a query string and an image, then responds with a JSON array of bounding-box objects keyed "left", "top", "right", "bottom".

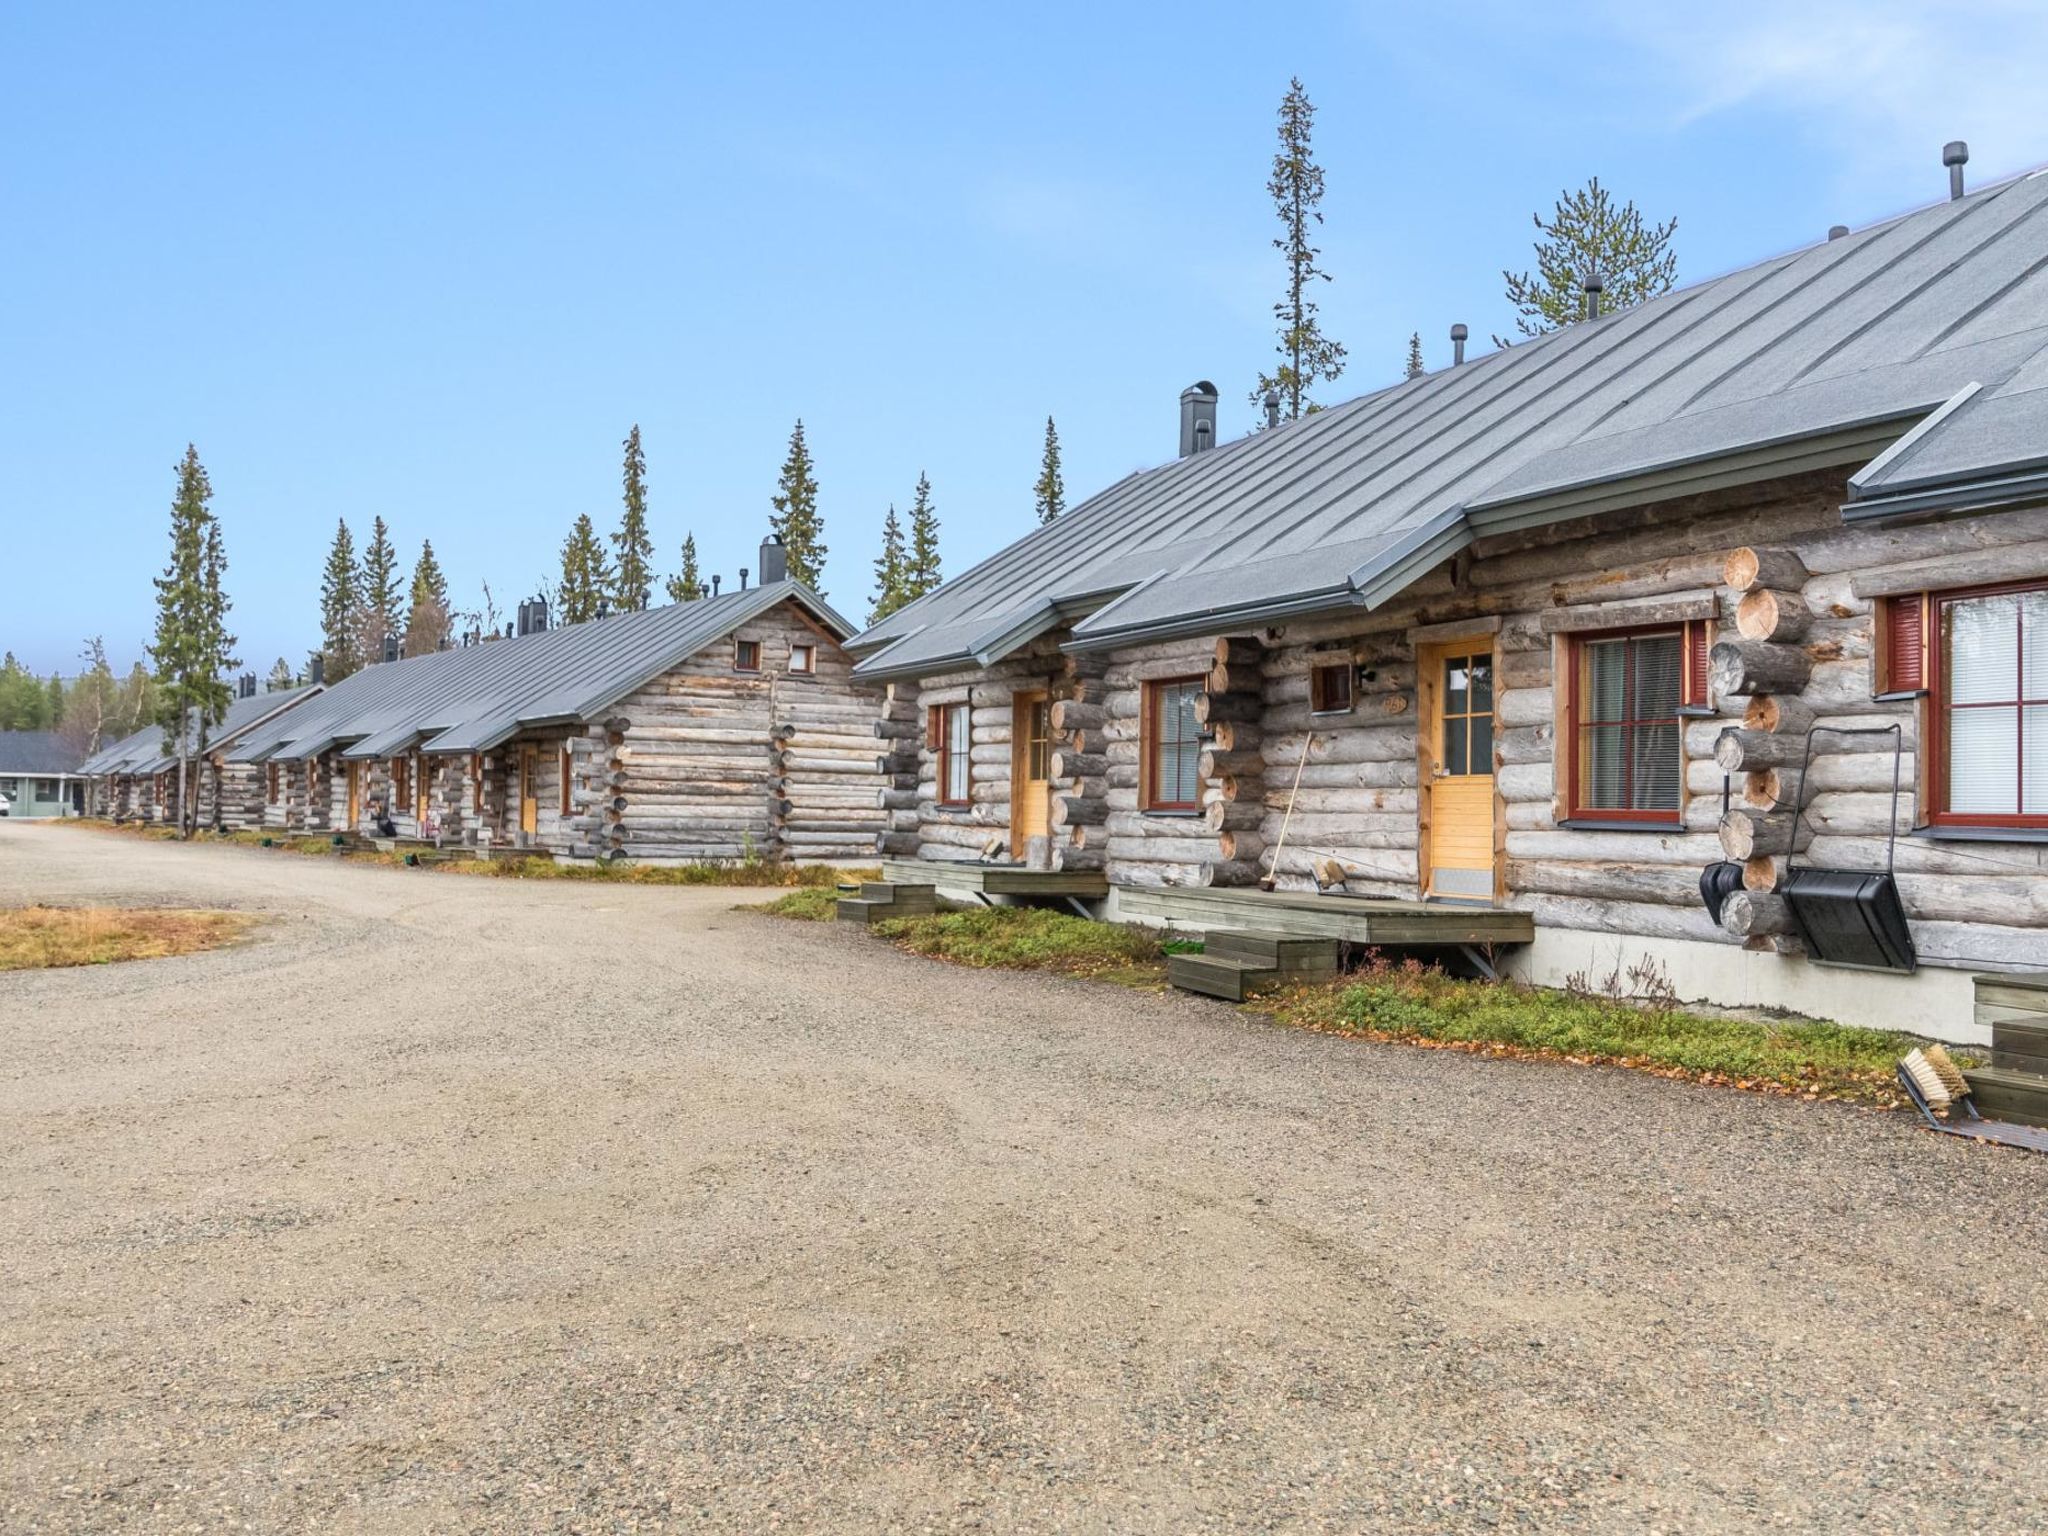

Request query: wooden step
[
  {"left": 1203, "top": 928, "right": 1339, "bottom": 972},
  {"left": 836, "top": 882, "right": 938, "bottom": 924},
  {"left": 1991, "top": 1018, "right": 2048, "bottom": 1075},
  {"left": 1963, "top": 1065, "right": 2048, "bottom": 1129},
  {"left": 1168, "top": 953, "right": 1274, "bottom": 1003}
]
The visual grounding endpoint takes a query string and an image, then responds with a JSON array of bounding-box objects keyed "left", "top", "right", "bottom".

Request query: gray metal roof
[
  {"left": 231, "top": 581, "right": 852, "bottom": 764},
  {"left": 0, "top": 730, "right": 85, "bottom": 776},
  {"left": 851, "top": 165, "right": 2048, "bottom": 676},
  {"left": 80, "top": 684, "right": 322, "bottom": 777}
]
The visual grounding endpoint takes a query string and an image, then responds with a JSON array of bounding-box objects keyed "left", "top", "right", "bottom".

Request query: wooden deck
[
  {"left": 880, "top": 858, "right": 1110, "bottom": 900},
  {"left": 1115, "top": 883, "right": 1534, "bottom": 947}
]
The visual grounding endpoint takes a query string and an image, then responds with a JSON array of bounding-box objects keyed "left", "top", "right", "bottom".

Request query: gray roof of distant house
[
  {"left": 80, "top": 684, "right": 323, "bottom": 777},
  {"left": 230, "top": 581, "right": 852, "bottom": 764},
  {"left": 850, "top": 166, "right": 2048, "bottom": 677},
  {"left": 0, "top": 730, "right": 85, "bottom": 776}
]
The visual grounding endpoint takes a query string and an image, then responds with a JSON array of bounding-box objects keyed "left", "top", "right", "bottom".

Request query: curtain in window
[{"left": 945, "top": 703, "right": 971, "bottom": 803}]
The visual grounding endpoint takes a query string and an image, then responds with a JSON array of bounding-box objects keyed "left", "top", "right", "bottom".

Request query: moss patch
[
  {"left": 0, "top": 906, "right": 252, "bottom": 971},
  {"left": 747, "top": 887, "right": 845, "bottom": 922},
  {"left": 1268, "top": 957, "right": 1931, "bottom": 1107},
  {"left": 869, "top": 906, "right": 1167, "bottom": 986}
]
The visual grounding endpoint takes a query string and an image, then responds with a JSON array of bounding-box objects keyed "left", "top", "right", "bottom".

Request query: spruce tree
[
  {"left": 611, "top": 424, "right": 655, "bottom": 611},
  {"left": 318, "top": 519, "right": 362, "bottom": 681},
  {"left": 45, "top": 675, "right": 64, "bottom": 726},
  {"left": 904, "top": 472, "right": 942, "bottom": 601},
  {"left": 357, "top": 515, "right": 404, "bottom": 661},
  {"left": 769, "top": 420, "right": 825, "bottom": 588},
  {"left": 266, "top": 656, "right": 296, "bottom": 691},
  {"left": 1034, "top": 417, "right": 1065, "bottom": 525},
  {"left": 1405, "top": 332, "right": 1424, "bottom": 380},
  {"left": 149, "top": 446, "right": 222, "bottom": 836},
  {"left": 869, "top": 505, "right": 909, "bottom": 625},
  {"left": 665, "top": 533, "right": 705, "bottom": 603},
  {"left": 557, "top": 514, "right": 611, "bottom": 623},
  {"left": 192, "top": 514, "right": 238, "bottom": 789},
  {"left": 0, "top": 655, "right": 44, "bottom": 730},
  {"left": 1253, "top": 78, "right": 1345, "bottom": 419},
  {"left": 403, "top": 541, "right": 453, "bottom": 655},
  {"left": 1501, "top": 177, "right": 1678, "bottom": 339}
]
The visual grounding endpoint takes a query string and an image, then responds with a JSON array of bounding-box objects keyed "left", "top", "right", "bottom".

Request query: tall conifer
[
  {"left": 319, "top": 519, "right": 362, "bottom": 681},
  {"left": 1501, "top": 177, "right": 1678, "bottom": 339},
  {"left": 557, "top": 514, "right": 611, "bottom": 622},
  {"left": 869, "top": 506, "right": 909, "bottom": 624},
  {"left": 665, "top": 533, "right": 705, "bottom": 603},
  {"left": 1252, "top": 78, "right": 1345, "bottom": 418},
  {"left": 149, "top": 446, "right": 231, "bottom": 835},
  {"left": 1034, "top": 417, "right": 1065, "bottom": 524},
  {"left": 769, "top": 420, "right": 825, "bottom": 588},
  {"left": 611, "top": 424, "right": 655, "bottom": 611},
  {"left": 1405, "top": 332, "right": 1424, "bottom": 379},
  {"left": 357, "top": 516, "right": 404, "bottom": 660},
  {"left": 905, "top": 472, "right": 942, "bottom": 600}
]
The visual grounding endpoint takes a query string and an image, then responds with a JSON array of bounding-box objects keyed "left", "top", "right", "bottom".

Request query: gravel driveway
[{"left": 2, "top": 820, "right": 2044, "bottom": 1533}]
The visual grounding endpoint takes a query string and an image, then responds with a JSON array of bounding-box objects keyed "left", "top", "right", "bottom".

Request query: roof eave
[{"left": 1842, "top": 465, "right": 2048, "bottom": 524}]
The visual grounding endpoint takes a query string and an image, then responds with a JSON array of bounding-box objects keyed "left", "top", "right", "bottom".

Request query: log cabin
[
  {"left": 81, "top": 680, "right": 322, "bottom": 828},
  {"left": 224, "top": 544, "right": 884, "bottom": 861},
  {"left": 848, "top": 153, "right": 2048, "bottom": 1044}
]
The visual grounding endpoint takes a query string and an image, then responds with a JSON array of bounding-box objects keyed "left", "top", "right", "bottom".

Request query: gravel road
[{"left": 2, "top": 820, "right": 2045, "bottom": 1533}]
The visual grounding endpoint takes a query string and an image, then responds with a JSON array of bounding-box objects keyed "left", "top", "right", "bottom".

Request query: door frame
[
  {"left": 1415, "top": 635, "right": 1504, "bottom": 903},
  {"left": 345, "top": 760, "right": 361, "bottom": 829},
  {"left": 518, "top": 746, "right": 538, "bottom": 838},
  {"left": 1009, "top": 688, "right": 1052, "bottom": 859}
]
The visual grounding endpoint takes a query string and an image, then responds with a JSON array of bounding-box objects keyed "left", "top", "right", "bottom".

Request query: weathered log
[
  {"left": 1049, "top": 700, "right": 1106, "bottom": 734},
  {"left": 1850, "top": 539, "right": 2048, "bottom": 598},
  {"left": 1709, "top": 639, "right": 1812, "bottom": 697},
  {"left": 1050, "top": 796, "right": 1108, "bottom": 828},
  {"left": 1217, "top": 831, "right": 1265, "bottom": 864},
  {"left": 1724, "top": 547, "right": 1810, "bottom": 594},
  {"left": 1208, "top": 721, "right": 1263, "bottom": 753},
  {"left": 1505, "top": 859, "right": 1706, "bottom": 907},
  {"left": 1743, "top": 694, "right": 1814, "bottom": 736},
  {"left": 1719, "top": 811, "right": 1795, "bottom": 860},
  {"left": 1197, "top": 859, "right": 1259, "bottom": 888},
  {"left": 1193, "top": 691, "right": 1261, "bottom": 725},
  {"left": 1203, "top": 799, "right": 1264, "bottom": 832},
  {"left": 1197, "top": 748, "right": 1263, "bottom": 781},
  {"left": 1049, "top": 750, "right": 1106, "bottom": 780},
  {"left": 1720, "top": 891, "right": 1794, "bottom": 937},
  {"left": 1735, "top": 588, "right": 1810, "bottom": 643},
  {"left": 1742, "top": 854, "right": 1788, "bottom": 892},
  {"left": 1215, "top": 636, "right": 1263, "bottom": 669},
  {"left": 1713, "top": 729, "right": 1807, "bottom": 773}
]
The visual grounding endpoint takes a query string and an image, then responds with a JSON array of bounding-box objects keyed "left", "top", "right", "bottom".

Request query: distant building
[{"left": 0, "top": 730, "right": 86, "bottom": 817}]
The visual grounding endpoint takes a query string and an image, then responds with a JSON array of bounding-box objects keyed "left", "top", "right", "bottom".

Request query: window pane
[
  {"left": 1948, "top": 706, "right": 2018, "bottom": 814},
  {"left": 1468, "top": 655, "right": 1493, "bottom": 714},
  {"left": 1629, "top": 723, "right": 1681, "bottom": 810},
  {"left": 2027, "top": 705, "right": 2048, "bottom": 815},
  {"left": 1444, "top": 716, "right": 1468, "bottom": 776},
  {"left": 1172, "top": 684, "right": 1199, "bottom": 746},
  {"left": 1631, "top": 635, "right": 1682, "bottom": 722},
  {"left": 1947, "top": 594, "right": 2020, "bottom": 705},
  {"left": 1584, "top": 640, "right": 1626, "bottom": 724},
  {"left": 2025, "top": 592, "right": 2048, "bottom": 699},
  {"left": 1444, "top": 660, "right": 1467, "bottom": 717},
  {"left": 1469, "top": 714, "right": 1493, "bottom": 772},
  {"left": 1584, "top": 724, "right": 1625, "bottom": 809}
]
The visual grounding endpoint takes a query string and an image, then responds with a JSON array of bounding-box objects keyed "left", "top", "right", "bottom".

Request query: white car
[{"left": 0, "top": 789, "right": 12, "bottom": 817}]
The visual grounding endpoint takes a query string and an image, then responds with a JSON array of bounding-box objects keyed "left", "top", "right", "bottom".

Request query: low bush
[
  {"left": 872, "top": 906, "right": 1166, "bottom": 985},
  {"left": 1270, "top": 953, "right": 1926, "bottom": 1106},
  {"left": 458, "top": 858, "right": 876, "bottom": 887}
]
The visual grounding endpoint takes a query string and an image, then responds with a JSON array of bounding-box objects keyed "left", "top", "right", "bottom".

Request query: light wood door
[
  {"left": 519, "top": 747, "right": 538, "bottom": 837},
  {"left": 1010, "top": 691, "right": 1051, "bottom": 859},
  {"left": 345, "top": 762, "right": 360, "bottom": 828},
  {"left": 1419, "top": 643, "right": 1498, "bottom": 900}
]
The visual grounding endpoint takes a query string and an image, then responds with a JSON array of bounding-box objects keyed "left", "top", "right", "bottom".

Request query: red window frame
[
  {"left": 1142, "top": 676, "right": 1206, "bottom": 812},
  {"left": 734, "top": 638, "right": 760, "bottom": 672},
  {"left": 1566, "top": 625, "right": 1691, "bottom": 825},
  {"left": 930, "top": 702, "right": 971, "bottom": 807},
  {"left": 1926, "top": 578, "right": 2048, "bottom": 831}
]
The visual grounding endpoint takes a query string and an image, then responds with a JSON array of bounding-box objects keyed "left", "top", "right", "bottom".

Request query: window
[
  {"left": 789, "top": 642, "right": 815, "bottom": 675},
  {"left": 267, "top": 764, "right": 280, "bottom": 804},
  {"left": 560, "top": 745, "right": 574, "bottom": 816},
  {"left": 1310, "top": 659, "right": 1353, "bottom": 715},
  {"left": 35, "top": 778, "right": 58, "bottom": 800},
  {"left": 930, "top": 702, "right": 972, "bottom": 806},
  {"left": 1438, "top": 653, "right": 1494, "bottom": 774},
  {"left": 1568, "top": 629, "right": 1684, "bottom": 822},
  {"left": 735, "top": 638, "right": 761, "bottom": 672},
  {"left": 1143, "top": 677, "right": 1205, "bottom": 811},
  {"left": 1930, "top": 582, "right": 2048, "bottom": 827}
]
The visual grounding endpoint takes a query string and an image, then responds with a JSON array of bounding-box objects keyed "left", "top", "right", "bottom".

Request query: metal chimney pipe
[
  {"left": 1944, "top": 140, "right": 1969, "bottom": 200},
  {"left": 1179, "top": 380, "right": 1220, "bottom": 455},
  {"left": 739, "top": 567, "right": 749, "bottom": 591},
  {"left": 712, "top": 574, "right": 721, "bottom": 597},
  {"left": 1828, "top": 224, "right": 1849, "bottom": 241},
  {"left": 1263, "top": 390, "right": 1280, "bottom": 430},
  {"left": 1450, "top": 323, "right": 1468, "bottom": 366},
  {"left": 1581, "top": 270, "right": 1604, "bottom": 322}
]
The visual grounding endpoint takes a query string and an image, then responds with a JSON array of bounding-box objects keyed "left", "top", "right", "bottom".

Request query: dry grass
[{"left": 0, "top": 906, "right": 252, "bottom": 971}]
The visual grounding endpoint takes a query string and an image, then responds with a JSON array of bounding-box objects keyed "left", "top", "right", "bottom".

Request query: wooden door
[
  {"left": 345, "top": 762, "right": 360, "bottom": 828},
  {"left": 1419, "top": 643, "right": 1498, "bottom": 900},
  {"left": 519, "top": 747, "right": 538, "bottom": 837},
  {"left": 1010, "top": 691, "right": 1051, "bottom": 859}
]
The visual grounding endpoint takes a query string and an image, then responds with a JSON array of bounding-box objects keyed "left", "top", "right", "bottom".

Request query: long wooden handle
[{"left": 1270, "top": 732, "right": 1313, "bottom": 868}]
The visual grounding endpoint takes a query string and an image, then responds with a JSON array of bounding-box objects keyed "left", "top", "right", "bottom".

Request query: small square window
[
  {"left": 1309, "top": 661, "right": 1353, "bottom": 714},
  {"left": 790, "top": 642, "right": 815, "bottom": 675},
  {"left": 735, "top": 639, "right": 761, "bottom": 672}
]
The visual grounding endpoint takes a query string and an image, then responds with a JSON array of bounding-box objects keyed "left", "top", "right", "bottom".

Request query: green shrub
[{"left": 872, "top": 906, "right": 1165, "bottom": 983}]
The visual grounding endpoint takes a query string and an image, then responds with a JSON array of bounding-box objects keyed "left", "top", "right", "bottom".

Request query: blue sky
[{"left": 4, "top": 1, "right": 2045, "bottom": 676}]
